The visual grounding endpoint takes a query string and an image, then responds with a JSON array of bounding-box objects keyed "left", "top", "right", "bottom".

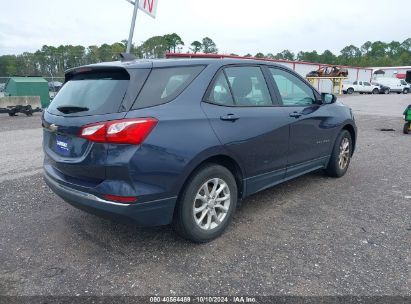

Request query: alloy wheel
[
  {"left": 193, "top": 178, "right": 231, "bottom": 230},
  {"left": 338, "top": 137, "right": 350, "bottom": 170}
]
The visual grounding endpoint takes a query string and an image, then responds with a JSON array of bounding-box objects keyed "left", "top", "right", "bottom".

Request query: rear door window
[
  {"left": 205, "top": 66, "right": 273, "bottom": 107},
  {"left": 224, "top": 66, "right": 272, "bottom": 106},
  {"left": 132, "top": 65, "right": 205, "bottom": 109},
  {"left": 48, "top": 69, "right": 130, "bottom": 116}
]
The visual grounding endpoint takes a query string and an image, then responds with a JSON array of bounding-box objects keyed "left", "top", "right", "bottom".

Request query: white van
[{"left": 374, "top": 77, "right": 409, "bottom": 94}]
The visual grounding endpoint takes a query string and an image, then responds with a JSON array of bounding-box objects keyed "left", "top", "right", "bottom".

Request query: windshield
[{"left": 47, "top": 69, "right": 130, "bottom": 116}]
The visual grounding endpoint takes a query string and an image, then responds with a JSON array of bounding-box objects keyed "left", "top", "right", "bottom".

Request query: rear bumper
[{"left": 44, "top": 172, "right": 177, "bottom": 226}]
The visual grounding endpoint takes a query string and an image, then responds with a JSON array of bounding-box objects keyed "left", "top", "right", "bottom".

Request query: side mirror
[{"left": 321, "top": 93, "right": 337, "bottom": 104}]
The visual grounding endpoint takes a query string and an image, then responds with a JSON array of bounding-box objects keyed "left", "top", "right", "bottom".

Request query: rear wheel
[
  {"left": 403, "top": 89, "right": 409, "bottom": 94},
  {"left": 347, "top": 88, "right": 354, "bottom": 94},
  {"left": 404, "top": 123, "right": 410, "bottom": 134},
  {"left": 173, "top": 164, "right": 238, "bottom": 243},
  {"left": 325, "top": 130, "right": 352, "bottom": 177}
]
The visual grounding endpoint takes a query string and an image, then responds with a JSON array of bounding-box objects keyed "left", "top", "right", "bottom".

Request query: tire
[
  {"left": 347, "top": 88, "right": 354, "bottom": 94},
  {"left": 403, "top": 89, "right": 409, "bottom": 94},
  {"left": 325, "top": 130, "right": 352, "bottom": 178},
  {"left": 384, "top": 89, "right": 390, "bottom": 94},
  {"left": 372, "top": 88, "right": 379, "bottom": 94},
  {"left": 404, "top": 123, "right": 410, "bottom": 134},
  {"left": 173, "top": 164, "right": 238, "bottom": 243}
]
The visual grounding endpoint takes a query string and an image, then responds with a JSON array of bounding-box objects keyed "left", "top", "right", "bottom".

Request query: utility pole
[{"left": 125, "top": 0, "right": 139, "bottom": 54}]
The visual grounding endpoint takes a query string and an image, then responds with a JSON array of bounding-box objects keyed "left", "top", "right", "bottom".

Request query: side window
[
  {"left": 133, "top": 65, "right": 204, "bottom": 109},
  {"left": 364, "top": 82, "right": 371, "bottom": 86},
  {"left": 353, "top": 81, "right": 358, "bottom": 85},
  {"left": 205, "top": 71, "right": 234, "bottom": 105},
  {"left": 269, "top": 68, "right": 316, "bottom": 106},
  {"left": 224, "top": 66, "right": 272, "bottom": 106}
]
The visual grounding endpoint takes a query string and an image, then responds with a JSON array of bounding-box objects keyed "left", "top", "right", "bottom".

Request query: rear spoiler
[{"left": 64, "top": 66, "right": 130, "bottom": 82}]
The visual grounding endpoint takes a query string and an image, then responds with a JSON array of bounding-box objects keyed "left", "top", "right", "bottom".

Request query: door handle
[
  {"left": 220, "top": 114, "right": 239, "bottom": 122},
  {"left": 289, "top": 112, "right": 302, "bottom": 118}
]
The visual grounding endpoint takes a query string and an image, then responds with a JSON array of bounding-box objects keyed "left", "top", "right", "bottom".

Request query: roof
[{"left": 8, "top": 77, "right": 48, "bottom": 83}]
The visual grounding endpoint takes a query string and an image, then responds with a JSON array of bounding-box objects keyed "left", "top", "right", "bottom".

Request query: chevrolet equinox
[{"left": 43, "top": 57, "right": 357, "bottom": 243}]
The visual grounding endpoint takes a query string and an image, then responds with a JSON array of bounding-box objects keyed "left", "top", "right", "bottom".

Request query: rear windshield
[
  {"left": 132, "top": 65, "right": 205, "bottom": 109},
  {"left": 47, "top": 69, "right": 130, "bottom": 116}
]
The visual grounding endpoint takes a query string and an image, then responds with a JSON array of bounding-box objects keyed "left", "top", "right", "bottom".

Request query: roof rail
[{"left": 165, "top": 53, "right": 373, "bottom": 71}]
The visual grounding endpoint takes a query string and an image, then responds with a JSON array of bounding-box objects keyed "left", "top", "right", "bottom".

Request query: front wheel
[
  {"left": 173, "top": 164, "right": 238, "bottom": 243},
  {"left": 372, "top": 88, "right": 379, "bottom": 94},
  {"left": 325, "top": 130, "right": 352, "bottom": 177},
  {"left": 347, "top": 88, "right": 354, "bottom": 94},
  {"left": 404, "top": 123, "right": 410, "bottom": 134},
  {"left": 384, "top": 89, "right": 390, "bottom": 94},
  {"left": 403, "top": 89, "right": 409, "bottom": 94}
]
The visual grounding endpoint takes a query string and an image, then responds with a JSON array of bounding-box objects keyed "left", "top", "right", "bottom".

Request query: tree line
[
  {"left": 0, "top": 34, "right": 217, "bottom": 78},
  {"left": 258, "top": 39, "right": 411, "bottom": 67},
  {"left": 0, "top": 34, "right": 410, "bottom": 78}
]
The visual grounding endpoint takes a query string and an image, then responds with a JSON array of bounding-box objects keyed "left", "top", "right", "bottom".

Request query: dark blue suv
[{"left": 43, "top": 58, "right": 356, "bottom": 242}]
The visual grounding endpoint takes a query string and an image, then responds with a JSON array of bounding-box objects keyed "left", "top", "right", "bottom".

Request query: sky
[{"left": 0, "top": 0, "right": 410, "bottom": 56}]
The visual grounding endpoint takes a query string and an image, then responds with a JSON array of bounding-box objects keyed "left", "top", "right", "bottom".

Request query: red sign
[{"left": 139, "top": 0, "right": 158, "bottom": 18}]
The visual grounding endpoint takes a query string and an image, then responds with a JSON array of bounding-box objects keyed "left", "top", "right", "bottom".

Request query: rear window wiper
[{"left": 57, "top": 106, "right": 89, "bottom": 114}]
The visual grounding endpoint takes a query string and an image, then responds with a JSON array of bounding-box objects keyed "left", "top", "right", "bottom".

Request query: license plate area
[{"left": 55, "top": 134, "right": 71, "bottom": 156}]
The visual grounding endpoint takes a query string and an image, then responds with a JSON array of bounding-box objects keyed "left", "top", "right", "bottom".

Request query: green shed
[{"left": 4, "top": 77, "right": 50, "bottom": 108}]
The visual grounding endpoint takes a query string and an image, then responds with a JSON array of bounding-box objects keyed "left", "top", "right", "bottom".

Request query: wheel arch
[
  {"left": 176, "top": 154, "right": 246, "bottom": 208},
  {"left": 342, "top": 123, "right": 356, "bottom": 155}
]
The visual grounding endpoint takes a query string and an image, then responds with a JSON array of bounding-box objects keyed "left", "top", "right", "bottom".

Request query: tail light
[{"left": 79, "top": 118, "right": 157, "bottom": 144}]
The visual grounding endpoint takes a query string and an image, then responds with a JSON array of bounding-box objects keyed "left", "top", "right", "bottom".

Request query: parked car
[
  {"left": 371, "top": 82, "right": 391, "bottom": 94},
  {"left": 42, "top": 58, "right": 357, "bottom": 243},
  {"left": 342, "top": 81, "right": 380, "bottom": 94},
  {"left": 307, "top": 66, "right": 348, "bottom": 78},
  {"left": 373, "top": 77, "right": 409, "bottom": 94}
]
